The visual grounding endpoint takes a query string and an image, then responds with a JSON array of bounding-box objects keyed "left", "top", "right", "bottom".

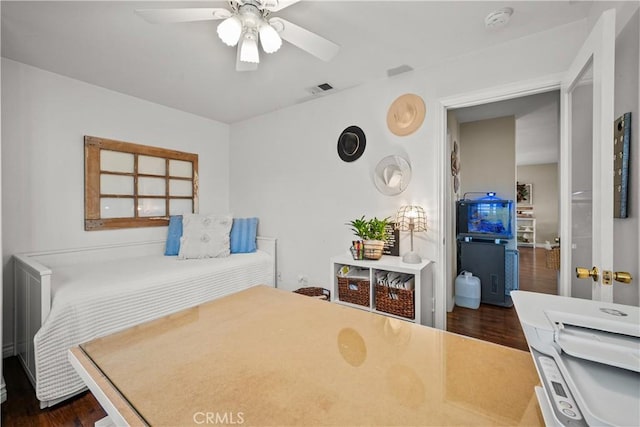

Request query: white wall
[
  {"left": 459, "top": 116, "right": 516, "bottom": 202},
  {"left": 453, "top": 91, "right": 560, "bottom": 166},
  {"left": 229, "top": 20, "right": 589, "bottom": 311},
  {"left": 515, "top": 93, "right": 560, "bottom": 166},
  {"left": 1, "top": 58, "right": 230, "bottom": 351},
  {"left": 588, "top": 1, "right": 640, "bottom": 36}
]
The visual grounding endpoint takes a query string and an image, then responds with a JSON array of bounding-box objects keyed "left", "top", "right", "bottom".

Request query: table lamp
[{"left": 395, "top": 205, "right": 427, "bottom": 264}]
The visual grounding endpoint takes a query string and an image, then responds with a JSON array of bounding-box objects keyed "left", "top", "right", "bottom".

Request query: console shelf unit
[
  {"left": 516, "top": 217, "right": 536, "bottom": 247},
  {"left": 329, "top": 254, "right": 434, "bottom": 326}
]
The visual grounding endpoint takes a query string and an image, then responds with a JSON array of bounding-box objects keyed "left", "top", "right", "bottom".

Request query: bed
[{"left": 13, "top": 236, "right": 276, "bottom": 408}]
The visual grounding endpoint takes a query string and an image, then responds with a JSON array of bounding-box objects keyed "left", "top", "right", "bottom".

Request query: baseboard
[
  {"left": 447, "top": 297, "right": 455, "bottom": 312},
  {"left": 517, "top": 243, "right": 547, "bottom": 249},
  {"left": 3, "top": 343, "right": 14, "bottom": 359}
]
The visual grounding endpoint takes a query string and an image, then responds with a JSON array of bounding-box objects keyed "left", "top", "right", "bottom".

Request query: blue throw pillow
[
  {"left": 230, "top": 217, "right": 258, "bottom": 253},
  {"left": 164, "top": 215, "right": 183, "bottom": 256}
]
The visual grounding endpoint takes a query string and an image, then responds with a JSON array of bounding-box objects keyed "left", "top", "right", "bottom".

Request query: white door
[{"left": 559, "top": 9, "right": 627, "bottom": 301}]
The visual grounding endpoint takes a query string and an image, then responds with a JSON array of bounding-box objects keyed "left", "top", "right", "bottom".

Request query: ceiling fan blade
[
  {"left": 236, "top": 43, "right": 259, "bottom": 72},
  {"left": 135, "top": 8, "right": 231, "bottom": 24},
  {"left": 269, "top": 17, "right": 339, "bottom": 62},
  {"left": 261, "top": 0, "right": 302, "bottom": 12}
]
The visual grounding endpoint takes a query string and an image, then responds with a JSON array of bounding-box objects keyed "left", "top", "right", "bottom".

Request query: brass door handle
[
  {"left": 613, "top": 271, "right": 633, "bottom": 284},
  {"left": 576, "top": 266, "right": 599, "bottom": 282}
]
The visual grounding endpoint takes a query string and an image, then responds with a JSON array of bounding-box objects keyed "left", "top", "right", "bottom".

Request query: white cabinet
[
  {"left": 329, "top": 254, "right": 434, "bottom": 326},
  {"left": 517, "top": 217, "right": 536, "bottom": 247}
]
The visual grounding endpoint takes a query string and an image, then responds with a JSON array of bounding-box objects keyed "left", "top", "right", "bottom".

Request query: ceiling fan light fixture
[
  {"left": 240, "top": 32, "right": 260, "bottom": 63},
  {"left": 217, "top": 15, "right": 242, "bottom": 46},
  {"left": 136, "top": 3, "right": 341, "bottom": 71},
  {"left": 259, "top": 22, "right": 282, "bottom": 53}
]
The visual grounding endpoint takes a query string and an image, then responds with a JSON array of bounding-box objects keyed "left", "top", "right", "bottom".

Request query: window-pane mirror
[
  {"left": 169, "top": 160, "right": 193, "bottom": 178},
  {"left": 101, "top": 198, "right": 135, "bottom": 219},
  {"left": 100, "top": 150, "right": 134, "bottom": 173},
  {"left": 138, "top": 177, "right": 166, "bottom": 196},
  {"left": 85, "top": 136, "right": 198, "bottom": 230},
  {"left": 138, "top": 155, "right": 165, "bottom": 176},
  {"left": 169, "top": 179, "right": 192, "bottom": 197},
  {"left": 100, "top": 174, "right": 134, "bottom": 195},
  {"left": 169, "top": 199, "right": 193, "bottom": 216},
  {"left": 137, "top": 199, "right": 166, "bottom": 217}
]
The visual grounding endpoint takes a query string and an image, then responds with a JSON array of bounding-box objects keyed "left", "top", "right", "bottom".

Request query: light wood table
[{"left": 69, "top": 285, "right": 543, "bottom": 426}]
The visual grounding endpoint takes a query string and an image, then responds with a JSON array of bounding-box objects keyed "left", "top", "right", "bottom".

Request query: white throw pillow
[{"left": 177, "top": 214, "right": 232, "bottom": 259}]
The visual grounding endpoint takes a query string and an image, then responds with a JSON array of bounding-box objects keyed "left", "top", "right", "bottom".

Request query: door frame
[{"left": 435, "top": 74, "right": 563, "bottom": 330}]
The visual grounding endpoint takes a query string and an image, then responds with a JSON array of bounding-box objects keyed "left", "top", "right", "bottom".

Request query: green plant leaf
[
  {"left": 346, "top": 215, "right": 391, "bottom": 241},
  {"left": 346, "top": 216, "right": 369, "bottom": 239}
]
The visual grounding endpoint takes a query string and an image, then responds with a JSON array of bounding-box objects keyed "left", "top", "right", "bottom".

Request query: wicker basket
[
  {"left": 363, "top": 240, "right": 384, "bottom": 260},
  {"left": 337, "top": 276, "right": 370, "bottom": 306},
  {"left": 375, "top": 284, "right": 415, "bottom": 319},
  {"left": 293, "top": 287, "right": 331, "bottom": 301},
  {"left": 546, "top": 247, "right": 560, "bottom": 270}
]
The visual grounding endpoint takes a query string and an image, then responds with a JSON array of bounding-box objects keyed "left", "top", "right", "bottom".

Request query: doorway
[
  {"left": 435, "top": 7, "right": 639, "bottom": 348},
  {"left": 444, "top": 90, "right": 560, "bottom": 350}
]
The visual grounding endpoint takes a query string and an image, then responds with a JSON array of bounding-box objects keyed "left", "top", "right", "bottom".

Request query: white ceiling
[
  {"left": 453, "top": 90, "right": 560, "bottom": 165},
  {"left": 2, "top": 1, "right": 597, "bottom": 124}
]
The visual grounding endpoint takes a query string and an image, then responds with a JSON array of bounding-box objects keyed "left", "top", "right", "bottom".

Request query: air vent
[
  {"left": 387, "top": 64, "right": 414, "bottom": 77},
  {"left": 308, "top": 83, "right": 334, "bottom": 95}
]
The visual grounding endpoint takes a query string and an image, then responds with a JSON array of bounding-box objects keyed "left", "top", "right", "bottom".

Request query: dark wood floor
[
  {"left": 1, "top": 356, "right": 106, "bottom": 427},
  {"left": 2, "top": 247, "right": 556, "bottom": 425},
  {"left": 447, "top": 247, "right": 558, "bottom": 352}
]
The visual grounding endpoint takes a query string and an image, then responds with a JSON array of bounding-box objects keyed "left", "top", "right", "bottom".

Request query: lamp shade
[
  {"left": 217, "top": 15, "right": 242, "bottom": 47},
  {"left": 395, "top": 206, "right": 427, "bottom": 232},
  {"left": 259, "top": 23, "right": 282, "bottom": 53},
  {"left": 240, "top": 31, "right": 260, "bottom": 63}
]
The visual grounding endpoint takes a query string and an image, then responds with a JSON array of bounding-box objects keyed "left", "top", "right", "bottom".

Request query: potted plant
[
  {"left": 347, "top": 216, "right": 370, "bottom": 241},
  {"left": 346, "top": 216, "right": 390, "bottom": 260},
  {"left": 366, "top": 217, "right": 390, "bottom": 241},
  {"left": 363, "top": 217, "right": 390, "bottom": 260}
]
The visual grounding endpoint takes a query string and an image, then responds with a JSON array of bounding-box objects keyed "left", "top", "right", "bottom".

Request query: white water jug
[{"left": 455, "top": 271, "right": 481, "bottom": 309}]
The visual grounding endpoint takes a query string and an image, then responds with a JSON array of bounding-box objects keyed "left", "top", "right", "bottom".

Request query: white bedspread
[{"left": 34, "top": 251, "right": 274, "bottom": 404}]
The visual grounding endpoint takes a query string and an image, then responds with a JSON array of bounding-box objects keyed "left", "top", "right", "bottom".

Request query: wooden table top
[{"left": 73, "top": 285, "right": 543, "bottom": 426}]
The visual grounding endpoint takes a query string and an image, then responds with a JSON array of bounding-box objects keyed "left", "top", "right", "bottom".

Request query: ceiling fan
[{"left": 135, "top": 0, "right": 340, "bottom": 71}]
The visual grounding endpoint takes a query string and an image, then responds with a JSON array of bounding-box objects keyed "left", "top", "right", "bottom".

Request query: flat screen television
[{"left": 456, "top": 199, "right": 513, "bottom": 239}]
